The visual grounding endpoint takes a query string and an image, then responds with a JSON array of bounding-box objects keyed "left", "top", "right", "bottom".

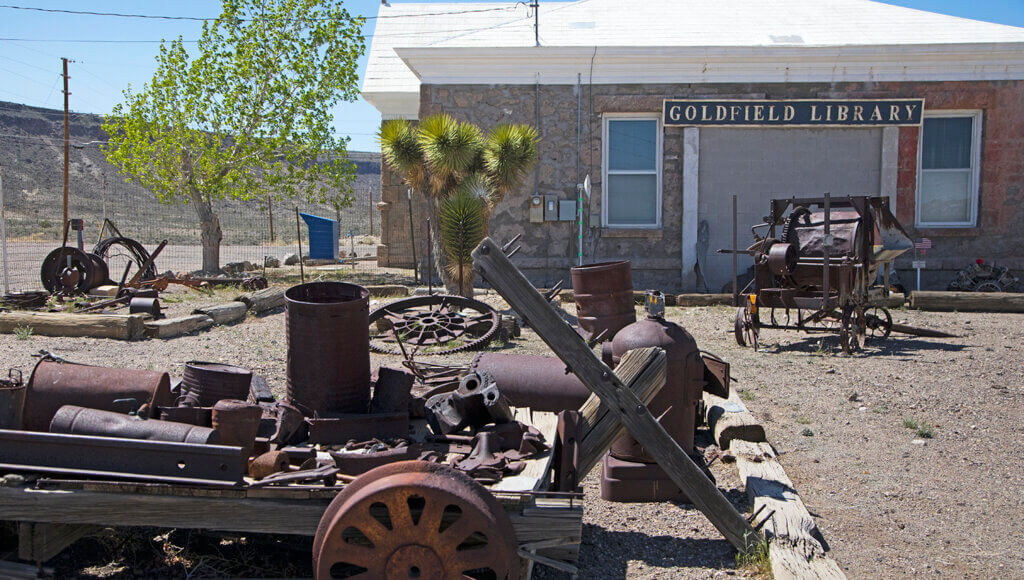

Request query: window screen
[
  {"left": 918, "top": 115, "right": 977, "bottom": 226},
  {"left": 606, "top": 119, "right": 659, "bottom": 226}
]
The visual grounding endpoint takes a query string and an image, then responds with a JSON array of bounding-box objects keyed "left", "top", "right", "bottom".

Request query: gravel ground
[{"left": 2, "top": 288, "right": 1022, "bottom": 578}]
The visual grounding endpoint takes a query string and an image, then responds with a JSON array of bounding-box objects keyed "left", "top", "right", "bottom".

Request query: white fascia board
[
  {"left": 395, "top": 43, "right": 1024, "bottom": 85},
  {"left": 362, "top": 91, "right": 420, "bottom": 119}
]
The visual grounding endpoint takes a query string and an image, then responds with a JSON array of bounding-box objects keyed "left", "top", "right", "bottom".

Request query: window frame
[
  {"left": 915, "top": 109, "right": 983, "bottom": 228},
  {"left": 601, "top": 113, "right": 663, "bottom": 229}
]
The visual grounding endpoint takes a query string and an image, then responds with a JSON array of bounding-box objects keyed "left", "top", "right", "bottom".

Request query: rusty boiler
[
  {"left": 603, "top": 291, "right": 703, "bottom": 502},
  {"left": 285, "top": 281, "right": 371, "bottom": 415},
  {"left": 570, "top": 260, "right": 636, "bottom": 340}
]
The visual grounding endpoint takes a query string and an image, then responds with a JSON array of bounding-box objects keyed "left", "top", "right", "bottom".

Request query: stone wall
[{"left": 375, "top": 80, "right": 1024, "bottom": 291}]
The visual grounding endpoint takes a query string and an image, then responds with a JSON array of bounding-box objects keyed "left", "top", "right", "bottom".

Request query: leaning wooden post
[{"left": 471, "top": 237, "right": 763, "bottom": 552}]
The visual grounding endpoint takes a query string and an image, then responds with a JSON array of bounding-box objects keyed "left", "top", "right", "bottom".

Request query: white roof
[{"left": 363, "top": 0, "right": 1024, "bottom": 116}]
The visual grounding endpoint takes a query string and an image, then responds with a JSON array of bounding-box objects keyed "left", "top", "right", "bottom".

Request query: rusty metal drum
[
  {"left": 180, "top": 362, "right": 252, "bottom": 407},
  {"left": 472, "top": 353, "right": 592, "bottom": 412},
  {"left": 286, "top": 281, "right": 371, "bottom": 415},
  {"left": 22, "top": 360, "right": 173, "bottom": 431},
  {"left": 570, "top": 260, "right": 636, "bottom": 340}
]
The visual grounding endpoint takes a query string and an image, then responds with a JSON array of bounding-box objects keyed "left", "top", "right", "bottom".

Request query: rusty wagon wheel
[
  {"left": 368, "top": 295, "right": 499, "bottom": 356},
  {"left": 733, "top": 306, "right": 759, "bottom": 351},
  {"left": 839, "top": 306, "right": 861, "bottom": 354},
  {"left": 864, "top": 307, "right": 892, "bottom": 340},
  {"left": 313, "top": 460, "right": 519, "bottom": 580}
]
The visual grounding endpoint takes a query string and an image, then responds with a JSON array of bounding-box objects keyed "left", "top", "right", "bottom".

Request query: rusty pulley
[{"left": 312, "top": 460, "right": 519, "bottom": 580}]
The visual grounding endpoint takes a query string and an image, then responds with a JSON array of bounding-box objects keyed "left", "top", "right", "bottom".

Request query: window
[
  {"left": 916, "top": 111, "right": 981, "bottom": 227},
  {"left": 603, "top": 116, "right": 661, "bottom": 228}
]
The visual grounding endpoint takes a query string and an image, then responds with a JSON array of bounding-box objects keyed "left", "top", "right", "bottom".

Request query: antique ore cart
[{"left": 729, "top": 195, "right": 912, "bottom": 353}]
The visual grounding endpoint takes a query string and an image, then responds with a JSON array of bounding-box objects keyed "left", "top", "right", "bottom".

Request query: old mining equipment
[{"left": 723, "top": 195, "right": 912, "bottom": 354}]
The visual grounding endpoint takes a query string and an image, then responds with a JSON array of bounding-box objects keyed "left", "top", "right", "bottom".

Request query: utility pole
[
  {"left": 267, "top": 194, "right": 275, "bottom": 240},
  {"left": 531, "top": 0, "right": 539, "bottom": 47},
  {"left": 62, "top": 57, "right": 71, "bottom": 230}
]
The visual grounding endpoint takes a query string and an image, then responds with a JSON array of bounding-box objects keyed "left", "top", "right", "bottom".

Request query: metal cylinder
[
  {"left": 23, "top": 360, "right": 173, "bottom": 432},
  {"left": 50, "top": 405, "right": 220, "bottom": 445},
  {"left": 570, "top": 261, "right": 636, "bottom": 340},
  {"left": 249, "top": 450, "right": 291, "bottom": 480},
  {"left": 0, "top": 372, "right": 26, "bottom": 430},
  {"left": 211, "top": 399, "right": 262, "bottom": 456},
  {"left": 158, "top": 406, "right": 213, "bottom": 427},
  {"left": 610, "top": 315, "right": 702, "bottom": 459},
  {"left": 472, "top": 353, "right": 592, "bottom": 412},
  {"left": 180, "top": 362, "right": 252, "bottom": 407},
  {"left": 286, "top": 281, "right": 371, "bottom": 415},
  {"left": 767, "top": 242, "right": 797, "bottom": 275},
  {"left": 129, "top": 297, "right": 161, "bottom": 317}
]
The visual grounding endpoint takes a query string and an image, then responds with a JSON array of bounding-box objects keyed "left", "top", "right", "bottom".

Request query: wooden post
[
  {"left": 267, "top": 195, "right": 275, "bottom": 241},
  {"left": 295, "top": 207, "right": 305, "bottom": 283},
  {"left": 471, "top": 237, "right": 762, "bottom": 551},
  {"left": 62, "top": 57, "right": 70, "bottom": 230},
  {"left": 19, "top": 522, "right": 98, "bottom": 563},
  {"left": 577, "top": 347, "right": 666, "bottom": 477}
]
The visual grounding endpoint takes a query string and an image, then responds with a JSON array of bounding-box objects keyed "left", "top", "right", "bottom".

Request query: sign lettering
[{"left": 663, "top": 99, "right": 924, "bottom": 127}]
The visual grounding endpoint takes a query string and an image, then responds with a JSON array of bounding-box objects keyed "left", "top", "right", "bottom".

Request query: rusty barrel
[
  {"left": 180, "top": 362, "right": 252, "bottom": 407},
  {"left": 22, "top": 360, "right": 173, "bottom": 431},
  {"left": 211, "top": 399, "right": 262, "bottom": 456},
  {"left": 50, "top": 405, "right": 220, "bottom": 445},
  {"left": 570, "top": 261, "right": 636, "bottom": 340},
  {"left": 472, "top": 353, "right": 592, "bottom": 412},
  {"left": 0, "top": 372, "right": 26, "bottom": 429},
  {"left": 286, "top": 281, "right": 371, "bottom": 415}
]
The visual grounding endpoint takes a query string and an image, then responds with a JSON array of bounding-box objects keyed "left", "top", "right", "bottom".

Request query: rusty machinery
[
  {"left": 367, "top": 295, "right": 500, "bottom": 356},
  {"left": 723, "top": 195, "right": 913, "bottom": 354}
]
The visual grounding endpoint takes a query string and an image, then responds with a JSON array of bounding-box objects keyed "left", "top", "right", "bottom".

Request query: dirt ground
[{"left": 1, "top": 287, "right": 1022, "bottom": 578}]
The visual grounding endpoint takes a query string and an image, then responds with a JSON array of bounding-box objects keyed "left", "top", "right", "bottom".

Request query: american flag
[{"left": 914, "top": 238, "right": 932, "bottom": 250}]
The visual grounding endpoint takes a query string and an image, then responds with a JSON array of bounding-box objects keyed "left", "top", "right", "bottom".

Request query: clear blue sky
[{"left": 1, "top": 1, "right": 1022, "bottom": 153}]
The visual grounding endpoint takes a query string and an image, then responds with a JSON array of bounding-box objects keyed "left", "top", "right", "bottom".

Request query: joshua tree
[{"left": 379, "top": 114, "right": 538, "bottom": 296}]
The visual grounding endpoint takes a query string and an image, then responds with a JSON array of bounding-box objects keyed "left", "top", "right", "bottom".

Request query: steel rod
[{"left": 732, "top": 195, "right": 738, "bottom": 307}]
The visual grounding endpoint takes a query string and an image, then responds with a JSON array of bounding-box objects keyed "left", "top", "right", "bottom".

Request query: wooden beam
[
  {"left": 910, "top": 290, "right": 1024, "bottom": 313},
  {"left": 731, "top": 440, "right": 845, "bottom": 579},
  {"left": 144, "top": 314, "right": 214, "bottom": 339},
  {"left": 193, "top": 302, "right": 248, "bottom": 325},
  {"left": 235, "top": 287, "right": 286, "bottom": 314},
  {"left": 471, "top": 237, "right": 762, "bottom": 551},
  {"left": 577, "top": 347, "right": 666, "bottom": 478},
  {"left": 704, "top": 390, "right": 766, "bottom": 451},
  {"left": 0, "top": 312, "right": 145, "bottom": 340},
  {"left": 18, "top": 522, "right": 99, "bottom": 563}
]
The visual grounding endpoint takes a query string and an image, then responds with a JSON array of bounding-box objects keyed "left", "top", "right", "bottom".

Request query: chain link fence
[{"left": 0, "top": 131, "right": 402, "bottom": 292}]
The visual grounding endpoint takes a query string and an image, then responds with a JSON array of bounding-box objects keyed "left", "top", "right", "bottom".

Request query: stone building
[{"left": 363, "top": 0, "right": 1024, "bottom": 291}]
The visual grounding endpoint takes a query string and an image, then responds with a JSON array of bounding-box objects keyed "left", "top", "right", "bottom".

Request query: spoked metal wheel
[
  {"left": 864, "top": 307, "right": 893, "bottom": 340},
  {"left": 733, "top": 306, "right": 760, "bottom": 351},
  {"left": 369, "top": 295, "right": 499, "bottom": 356},
  {"left": 313, "top": 461, "right": 519, "bottom": 580},
  {"left": 40, "top": 247, "right": 105, "bottom": 293}
]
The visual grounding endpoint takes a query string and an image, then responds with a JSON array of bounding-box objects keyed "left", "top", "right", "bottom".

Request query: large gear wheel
[
  {"left": 40, "top": 247, "right": 105, "bottom": 293},
  {"left": 369, "top": 295, "right": 499, "bottom": 356},
  {"left": 313, "top": 460, "right": 519, "bottom": 580}
]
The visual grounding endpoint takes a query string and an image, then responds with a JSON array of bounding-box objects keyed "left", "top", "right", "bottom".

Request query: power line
[{"left": 0, "top": 4, "right": 522, "bottom": 21}]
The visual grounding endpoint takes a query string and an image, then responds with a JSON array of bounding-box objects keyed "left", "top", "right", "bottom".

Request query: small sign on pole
[{"left": 913, "top": 238, "right": 932, "bottom": 291}]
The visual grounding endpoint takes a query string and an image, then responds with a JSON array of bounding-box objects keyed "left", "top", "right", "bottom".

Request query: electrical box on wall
[
  {"left": 558, "top": 199, "right": 577, "bottom": 221},
  {"left": 590, "top": 212, "right": 601, "bottom": 227},
  {"left": 529, "top": 195, "right": 544, "bottom": 223},
  {"left": 543, "top": 194, "right": 559, "bottom": 221}
]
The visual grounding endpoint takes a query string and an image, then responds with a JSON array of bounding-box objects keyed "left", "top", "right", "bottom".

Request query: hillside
[{"left": 0, "top": 101, "right": 381, "bottom": 245}]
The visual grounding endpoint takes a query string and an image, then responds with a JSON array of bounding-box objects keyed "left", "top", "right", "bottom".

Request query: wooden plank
[
  {"left": 18, "top": 521, "right": 99, "bottom": 562},
  {"left": 471, "top": 237, "right": 761, "bottom": 551},
  {"left": 731, "top": 440, "right": 845, "bottom": 580},
  {"left": 910, "top": 290, "right": 1024, "bottom": 313},
  {"left": 0, "top": 311, "right": 145, "bottom": 340},
  {"left": 144, "top": 314, "right": 214, "bottom": 338},
  {"left": 674, "top": 293, "right": 733, "bottom": 307},
  {"left": 364, "top": 284, "right": 409, "bottom": 297},
  {"left": 705, "top": 390, "right": 766, "bottom": 450},
  {"left": 0, "top": 558, "right": 47, "bottom": 579},
  {"left": 235, "top": 287, "right": 286, "bottom": 313},
  {"left": 87, "top": 285, "right": 119, "bottom": 297},
  {"left": 193, "top": 302, "right": 248, "bottom": 325},
  {"left": 577, "top": 347, "right": 666, "bottom": 478}
]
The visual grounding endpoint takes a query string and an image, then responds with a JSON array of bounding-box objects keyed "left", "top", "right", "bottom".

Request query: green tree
[
  {"left": 102, "top": 0, "right": 364, "bottom": 273},
  {"left": 379, "top": 114, "right": 537, "bottom": 295}
]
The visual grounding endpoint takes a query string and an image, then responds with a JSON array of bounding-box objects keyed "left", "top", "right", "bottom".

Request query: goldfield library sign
[{"left": 663, "top": 99, "right": 925, "bottom": 127}]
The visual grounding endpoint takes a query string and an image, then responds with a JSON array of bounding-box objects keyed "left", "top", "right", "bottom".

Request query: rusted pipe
[
  {"left": 22, "top": 360, "right": 173, "bottom": 431},
  {"left": 49, "top": 405, "right": 220, "bottom": 445},
  {"left": 472, "top": 353, "right": 592, "bottom": 412}
]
